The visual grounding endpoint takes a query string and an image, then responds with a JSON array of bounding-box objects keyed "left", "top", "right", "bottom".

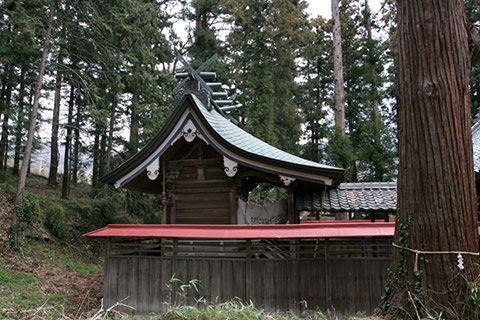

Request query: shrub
[
  {"left": 44, "top": 204, "right": 69, "bottom": 241},
  {"left": 465, "top": 266, "right": 480, "bottom": 318},
  {"left": 8, "top": 193, "right": 40, "bottom": 250}
]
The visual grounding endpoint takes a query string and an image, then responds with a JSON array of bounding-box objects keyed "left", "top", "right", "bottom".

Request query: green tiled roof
[
  {"left": 103, "top": 93, "right": 344, "bottom": 188},
  {"left": 191, "top": 94, "right": 340, "bottom": 171}
]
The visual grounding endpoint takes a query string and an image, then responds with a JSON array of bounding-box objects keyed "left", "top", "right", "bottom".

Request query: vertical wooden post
[
  {"left": 171, "top": 238, "right": 178, "bottom": 304},
  {"left": 287, "top": 188, "right": 296, "bottom": 224},
  {"left": 170, "top": 194, "right": 176, "bottom": 224},
  {"left": 229, "top": 190, "right": 237, "bottom": 224},
  {"left": 245, "top": 240, "right": 251, "bottom": 301},
  {"left": 161, "top": 155, "right": 167, "bottom": 224},
  {"left": 324, "top": 238, "right": 330, "bottom": 308},
  {"left": 104, "top": 238, "right": 111, "bottom": 307}
]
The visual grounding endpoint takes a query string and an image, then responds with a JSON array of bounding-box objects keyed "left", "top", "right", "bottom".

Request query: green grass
[
  {"left": 97, "top": 300, "right": 378, "bottom": 320},
  {"left": 0, "top": 239, "right": 102, "bottom": 318},
  {"left": 26, "top": 241, "right": 101, "bottom": 274},
  {"left": 0, "top": 261, "right": 65, "bottom": 310},
  {"left": 58, "top": 252, "right": 101, "bottom": 274}
]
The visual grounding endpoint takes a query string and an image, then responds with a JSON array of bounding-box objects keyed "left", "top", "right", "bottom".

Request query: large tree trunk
[
  {"left": 91, "top": 128, "right": 100, "bottom": 188},
  {"left": 381, "top": 1, "right": 479, "bottom": 318},
  {"left": 105, "top": 94, "right": 117, "bottom": 173},
  {"left": 13, "top": 68, "right": 27, "bottom": 175},
  {"left": 0, "top": 77, "right": 7, "bottom": 125},
  {"left": 48, "top": 56, "right": 63, "bottom": 185},
  {"left": 129, "top": 92, "right": 139, "bottom": 151},
  {"left": 0, "top": 83, "right": 12, "bottom": 170},
  {"left": 72, "top": 103, "right": 81, "bottom": 184},
  {"left": 61, "top": 84, "right": 74, "bottom": 199},
  {"left": 331, "top": 0, "right": 345, "bottom": 134},
  {"left": 16, "top": 0, "right": 55, "bottom": 202},
  {"left": 98, "top": 129, "right": 107, "bottom": 183}
]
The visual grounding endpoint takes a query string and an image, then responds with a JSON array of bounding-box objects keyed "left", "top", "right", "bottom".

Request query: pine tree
[
  {"left": 16, "top": 0, "right": 55, "bottom": 202},
  {"left": 466, "top": 0, "right": 480, "bottom": 117},
  {"left": 226, "top": 0, "right": 307, "bottom": 154},
  {"left": 298, "top": 17, "right": 332, "bottom": 162}
]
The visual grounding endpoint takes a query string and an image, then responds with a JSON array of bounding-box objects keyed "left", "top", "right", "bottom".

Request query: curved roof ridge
[
  {"left": 102, "top": 93, "right": 344, "bottom": 188},
  {"left": 191, "top": 94, "right": 340, "bottom": 171}
]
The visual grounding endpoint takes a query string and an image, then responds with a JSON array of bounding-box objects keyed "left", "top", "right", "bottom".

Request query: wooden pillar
[
  {"left": 229, "top": 190, "right": 237, "bottom": 224},
  {"left": 171, "top": 238, "right": 178, "bottom": 304},
  {"left": 324, "top": 238, "right": 330, "bottom": 308},
  {"left": 245, "top": 240, "right": 251, "bottom": 300},
  {"left": 287, "top": 188, "right": 297, "bottom": 224},
  {"left": 169, "top": 194, "right": 176, "bottom": 224},
  {"left": 161, "top": 155, "right": 167, "bottom": 224},
  {"left": 384, "top": 211, "right": 389, "bottom": 222}
]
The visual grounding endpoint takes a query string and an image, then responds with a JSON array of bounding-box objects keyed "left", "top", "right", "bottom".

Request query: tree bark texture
[
  {"left": 105, "top": 94, "right": 117, "bottom": 173},
  {"left": 13, "top": 69, "right": 26, "bottom": 175},
  {"left": 0, "top": 87, "right": 11, "bottom": 171},
  {"left": 72, "top": 103, "right": 81, "bottom": 184},
  {"left": 16, "top": 0, "right": 55, "bottom": 202},
  {"left": 48, "top": 59, "right": 62, "bottom": 185},
  {"left": 91, "top": 129, "right": 100, "bottom": 188},
  {"left": 129, "top": 92, "right": 139, "bottom": 150},
  {"left": 61, "top": 85, "right": 74, "bottom": 199},
  {"left": 382, "top": 1, "right": 479, "bottom": 318},
  {"left": 331, "top": 0, "right": 345, "bottom": 134}
]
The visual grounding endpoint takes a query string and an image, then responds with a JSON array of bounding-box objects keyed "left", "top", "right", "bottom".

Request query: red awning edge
[{"left": 83, "top": 221, "right": 480, "bottom": 239}]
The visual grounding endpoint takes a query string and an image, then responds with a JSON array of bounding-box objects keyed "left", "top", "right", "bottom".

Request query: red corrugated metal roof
[
  {"left": 83, "top": 221, "right": 395, "bottom": 239},
  {"left": 83, "top": 221, "right": 480, "bottom": 239}
]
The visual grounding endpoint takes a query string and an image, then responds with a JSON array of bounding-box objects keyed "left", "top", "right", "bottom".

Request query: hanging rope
[{"left": 392, "top": 242, "right": 480, "bottom": 272}]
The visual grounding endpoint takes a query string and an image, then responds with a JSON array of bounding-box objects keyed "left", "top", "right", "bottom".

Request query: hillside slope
[{"left": 0, "top": 173, "right": 103, "bottom": 319}]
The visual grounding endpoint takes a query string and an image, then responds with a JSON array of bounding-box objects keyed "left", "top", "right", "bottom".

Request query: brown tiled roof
[{"left": 296, "top": 182, "right": 397, "bottom": 213}]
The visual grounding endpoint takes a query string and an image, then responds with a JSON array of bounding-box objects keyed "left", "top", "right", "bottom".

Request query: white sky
[
  {"left": 305, "top": 0, "right": 383, "bottom": 19},
  {"left": 172, "top": 1, "right": 384, "bottom": 43}
]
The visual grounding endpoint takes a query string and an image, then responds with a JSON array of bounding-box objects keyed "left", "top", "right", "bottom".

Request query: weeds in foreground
[
  {"left": 464, "top": 265, "right": 480, "bottom": 319},
  {"left": 94, "top": 298, "right": 378, "bottom": 320}
]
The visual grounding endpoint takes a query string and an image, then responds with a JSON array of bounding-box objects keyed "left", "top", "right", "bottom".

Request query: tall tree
[
  {"left": 13, "top": 68, "right": 27, "bottom": 175},
  {"left": 188, "top": 0, "right": 222, "bottom": 66},
  {"left": 381, "top": 1, "right": 479, "bottom": 318},
  {"left": 298, "top": 17, "right": 332, "bottom": 162},
  {"left": 48, "top": 53, "right": 63, "bottom": 185},
  {"left": 331, "top": 0, "right": 345, "bottom": 134},
  {"left": 466, "top": 0, "right": 480, "bottom": 117},
  {"left": 16, "top": 0, "right": 55, "bottom": 202},
  {"left": 61, "top": 84, "right": 74, "bottom": 199},
  {"left": 226, "top": 0, "right": 306, "bottom": 154},
  {"left": 355, "top": 0, "right": 396, "bottom": 181}
]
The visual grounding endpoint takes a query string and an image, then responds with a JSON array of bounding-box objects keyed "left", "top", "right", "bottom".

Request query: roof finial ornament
[{"left": 173, "top": 54, "right": 217, "bottom": 109}]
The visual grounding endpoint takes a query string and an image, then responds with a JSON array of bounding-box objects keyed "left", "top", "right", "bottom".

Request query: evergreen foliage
[
  {"left": 298, "top": 17, "right": 332, "bottom": 162},
  {"left": 2, "top": 0, "right": 478, "bottom": 220},
  {"left": 466, "top": 0, "right": 480, "bottom": 118},
  {"left": 325, "top": 125, "right": 355, "bottom": 180}
]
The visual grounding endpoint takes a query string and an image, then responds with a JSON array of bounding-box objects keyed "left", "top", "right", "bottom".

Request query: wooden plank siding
[
  {"left": 104, "top": 237, "right": 392, "bottom": 315},
  {"left": 167, "top": 157, "right": 235, "bottom": 224}
]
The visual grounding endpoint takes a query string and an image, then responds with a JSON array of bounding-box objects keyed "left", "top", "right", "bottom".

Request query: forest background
[{"left": 0, "top": 0, "right": 479, "bottom": 218}]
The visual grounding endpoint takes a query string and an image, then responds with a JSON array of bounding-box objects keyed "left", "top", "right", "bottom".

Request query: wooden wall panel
[
  {"left": 167, "top": 156, "right": 234, "bottom": 224},
  {"left": 104, "top": 238, "right": 393, "bottom": 315}
]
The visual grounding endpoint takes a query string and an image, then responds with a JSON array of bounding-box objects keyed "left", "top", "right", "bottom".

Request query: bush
[
  {"left": 8, "top": 193, "right": 40, "bottom": 250},
  {"left": 63, "top": 193, "right": 128, "bottom": 236},
  {"left": 44, "top": 204, "right": 69, "bottom": 241}
]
